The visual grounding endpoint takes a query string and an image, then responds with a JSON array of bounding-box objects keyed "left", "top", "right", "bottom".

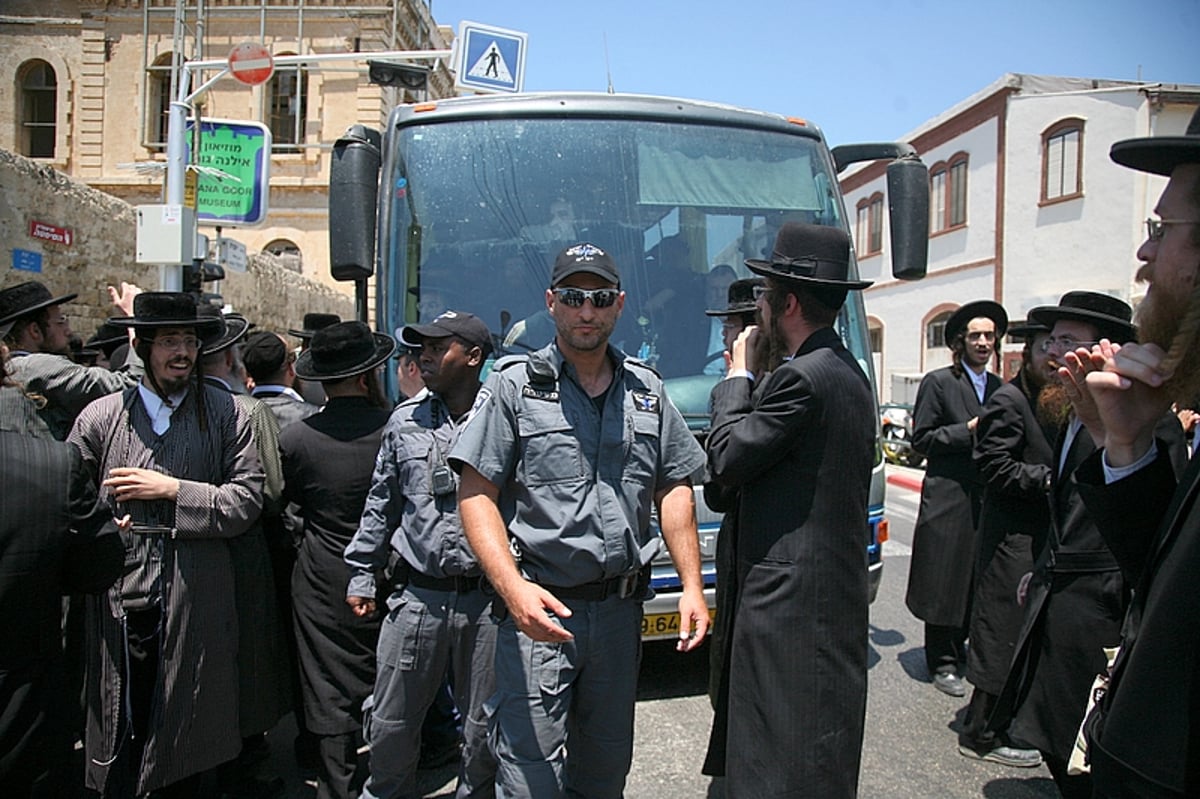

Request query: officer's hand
[
  {"left": 675, "top": 587, "right": 708, "bottom": 652},
  {"left": 506, "top": 582, "right": 574, "bottom": 643},
  {"left": 346, "top": 595, "right": 376, "bottom": 618}
]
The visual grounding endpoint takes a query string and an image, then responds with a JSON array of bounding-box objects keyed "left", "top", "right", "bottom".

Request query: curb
[{"left": 886, "top": 471, "right": 924, "bottom": 494}]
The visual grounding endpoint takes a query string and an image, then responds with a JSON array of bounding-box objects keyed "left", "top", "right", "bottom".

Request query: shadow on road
[
  {"left": 898, "top": 646, "right": 934, "bottom": 684},
  {"left": 983, "top": 776, "right": 1060, "bottom": 797}
]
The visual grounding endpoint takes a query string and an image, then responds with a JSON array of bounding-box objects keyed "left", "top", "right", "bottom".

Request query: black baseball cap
[
  {"left": 400, "top": 310, "right": 493, "bottom": 356},
  {"left": 551, "top": 243, "right": 620, "bottom": 287}
]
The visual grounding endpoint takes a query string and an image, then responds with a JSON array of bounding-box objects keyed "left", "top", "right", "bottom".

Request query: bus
[{"left": 329, "top": 92, "right": 928, "bottom": 639}]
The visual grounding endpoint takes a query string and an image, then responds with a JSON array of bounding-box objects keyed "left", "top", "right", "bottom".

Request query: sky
[{"left": 428, "top": 0, "right": 1198, "bottom": 145}]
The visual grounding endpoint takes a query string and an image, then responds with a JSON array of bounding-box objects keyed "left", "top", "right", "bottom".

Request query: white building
[{"left": 840, "top": 74, "right": 1200, "bottom": 402}]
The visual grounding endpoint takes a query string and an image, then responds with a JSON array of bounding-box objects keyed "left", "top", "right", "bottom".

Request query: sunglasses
[{"left": 553, "top": 288, "right": 620, "bottom": 308}]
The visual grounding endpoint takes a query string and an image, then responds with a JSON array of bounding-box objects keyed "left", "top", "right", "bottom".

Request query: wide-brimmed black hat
[
  {"left": 0, "top": 280, "right": 78, "bottom": 328},
  {"left": 85, "top": 321, "right": 130, "bottom": 358},
  {"left": 294, "top": 321, "right": 396, "bottom": 381},
  {"left": 705, "top": 278, "right": 764, "bottom": 317},
  {"left": 1110, "top": 105, "right": 1200, "bottom": 176},
  {"left": 745, "top": 223, "right": 872, "bottom": 289},
  {"left": 1028, "top": 291, "right": 1136, "bottom": 343},
  {"left": 1005, "top": 319, "right": 1050, "bottom": 343},
  {"left": 109, "top": 292, "right": 226, "bottom": 338},
  {"left": 196, "top": 305, "right": 250, "bottom": 354},
  {"left": 288, "top": 312, "right": 341, "bottom": 341},
  {"left": 945, "top": 300, "right": 1009, "bottom": 343}
]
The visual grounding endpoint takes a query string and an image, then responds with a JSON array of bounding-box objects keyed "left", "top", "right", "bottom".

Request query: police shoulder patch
[{"left": 631, "top": 389, "right": 660, "bottom": 413}]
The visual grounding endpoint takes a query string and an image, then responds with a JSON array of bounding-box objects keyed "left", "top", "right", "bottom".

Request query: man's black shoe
[
  {"left": 933, "top": 672, "right": 967, "bottom": 697},
  {"left": 958, "top": 742, "right": 1043, "bottom": 768}
]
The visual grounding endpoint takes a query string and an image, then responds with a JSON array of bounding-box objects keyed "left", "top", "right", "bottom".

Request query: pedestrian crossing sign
[{"left": 454, "top": 20, "right": 527, "bottom": 94}]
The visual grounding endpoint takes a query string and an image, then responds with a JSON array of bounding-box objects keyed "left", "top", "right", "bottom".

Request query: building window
[
  {"left": 18, "top": 60, "right": 57, "bottom": 158},
  {"left": 856, "top": 192, "right": 884, "bottom": 256},
  {"left": 930, "top": 152, "right": 968, "bottom": 233},
  {"left": 926, "top": 310, "right": 952, "bottom": 349},
  {"left": 268, "top": 57, "right": 308, "bottom": 153},
  {"left": 146, "top": 53, "right": 174, "bottom": 148},
  {"left": 1043, "top": 119, "right": 1083, "bottom": 202},
  {"left": 264, "top": 239, "right": 302, "bottom": 273}
]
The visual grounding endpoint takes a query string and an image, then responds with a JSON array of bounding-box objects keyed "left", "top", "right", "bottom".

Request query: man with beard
[
  {"left": 1070, "top": 106, "right": 1200, "bottom": 798},
  {"left": 957, "top": 321, "right": 1054, "bottom": 767},
  {"left": 346, "top": 310, "right": 497, "bottom": 799},
  {"left": 67, "top": 292, "right": 265, "bottom": 798},
  {"left": 701, "top": 222, "right": 875, "bottom": 798},
  {"left": 906, "top": 299, "right": 1007, "bottom": 698},
  {"left": 991, "top": 292, "right": 1186, "bottom": 798},
  {"left": 452, "top": 242, "right": 707, "bottom": 797}
]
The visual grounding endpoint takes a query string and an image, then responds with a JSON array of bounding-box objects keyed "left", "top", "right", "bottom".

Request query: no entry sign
[{"left": 228, "top": 43, "right": 274, "bottom": 86}]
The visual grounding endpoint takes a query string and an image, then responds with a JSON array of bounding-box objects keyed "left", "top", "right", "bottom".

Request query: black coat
[
  {"left": 906, "top": 365, "right": 1000, "bottom": 626},
  {"left": 1077, "top": 439, "right": 1200, "bottom": 796},
  {"left": 702, "top": 327, "right": 874, "bottom": 799},
  {"left": 966, "top": 376, "right": 1054, "bottom": 694}
]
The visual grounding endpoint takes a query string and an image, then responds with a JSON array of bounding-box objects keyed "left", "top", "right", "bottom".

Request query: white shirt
[
  {"left": 138, "top": 383, "right": 188, "bottom": 435},
  {"left": 967, "top": 366, "right": 988, "bottom": 404}
]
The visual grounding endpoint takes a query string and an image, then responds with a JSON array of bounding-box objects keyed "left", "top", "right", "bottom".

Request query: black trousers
[{"left": 925, "top": 621, "right": 968, "bottom": 676}]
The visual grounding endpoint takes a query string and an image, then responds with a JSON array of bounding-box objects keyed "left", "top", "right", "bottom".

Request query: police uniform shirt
[
  {"left": 449, "top": 340, "right": 705, "bottom": 588},
  {"left": 345, "top": 391, "right": 479, "bottom": 600}
]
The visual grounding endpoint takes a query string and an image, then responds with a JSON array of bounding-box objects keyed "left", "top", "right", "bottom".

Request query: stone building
[{"left": 0, "top": 0, "right": 455, "bottom": 294}]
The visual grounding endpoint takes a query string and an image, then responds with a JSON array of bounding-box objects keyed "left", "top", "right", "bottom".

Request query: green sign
[{"left": 186, "top": 118, "right": 272, "bottom": 226}]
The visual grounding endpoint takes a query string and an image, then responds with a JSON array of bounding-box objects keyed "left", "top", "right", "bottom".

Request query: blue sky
[{"left": 429, "top": 0, "right": 1198, "bottom": 145}]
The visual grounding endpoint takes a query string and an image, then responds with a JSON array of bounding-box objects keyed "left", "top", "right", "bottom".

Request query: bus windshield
[{"left": 380, "top": 114, "right": 874, "bottom": 426}]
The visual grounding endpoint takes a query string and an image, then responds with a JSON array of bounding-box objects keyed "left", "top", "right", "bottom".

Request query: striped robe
[{"left": 67, "top": 382, "right": 264, "bottom": 795}]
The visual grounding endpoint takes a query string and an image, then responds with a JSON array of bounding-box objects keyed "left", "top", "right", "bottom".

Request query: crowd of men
[{"left": 0, "top": 109, "right": 1197, "bottom": 799}]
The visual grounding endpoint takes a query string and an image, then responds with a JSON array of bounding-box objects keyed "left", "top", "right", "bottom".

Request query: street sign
[
  {"left": 12, "top": 249, "right": 42, "bottom": 273},
  {"left": 28, "top": 220, "right": 73, "bottom": 247},
  {"left": 228, "top": 42, "right": 274, "bottom": 86},
  {"left": 217, "top": 236, "right": 248, "bottom": 273},
  {"left": 454, "top": 21, "right": 527, "bottom": 94},
  {"left": 186, "top": 118, "right": 272, "bottom": 227}
]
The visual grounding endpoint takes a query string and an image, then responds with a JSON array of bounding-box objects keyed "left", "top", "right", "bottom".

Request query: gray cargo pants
[
  {"left": 362, "top": 584, "right": 497, "bottom": 799},
  {"left": 490, "top": 595, "right": 642, "bottom": 799}
]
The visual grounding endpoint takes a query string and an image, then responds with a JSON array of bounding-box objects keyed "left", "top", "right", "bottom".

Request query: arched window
[
  {"left": 1042, "top": 119, "right": 1084, "bottom": 203},
  {"left": 268, "top": 55, "right": 308, "bottom": 152},
  {"left": 922, "top": 306, "right": 956, "bottom": 371},
  {"left": 264, "top": 239, "right": 302, "bottom": 273},
  {"left": 18, "top": 60, "right": 57, "bottom": 158},
  {"left": 855, "top": 192, "right": 884, "bottom": 256},
  {"left": 146, "top": 52, "right": 175, "bottom": 147}
]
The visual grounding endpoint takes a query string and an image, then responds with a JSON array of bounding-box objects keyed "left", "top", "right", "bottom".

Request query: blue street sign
[
  {"left": 455, "top": 21, "right": 527, "bottom": 94},
  {"left": 12, "top": 248, "right": 42, "bottom": 273}
]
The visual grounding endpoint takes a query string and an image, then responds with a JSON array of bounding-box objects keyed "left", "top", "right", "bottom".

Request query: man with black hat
[
  {"left": 906, "top": 298, "right": 1007, "bottom": 699},
  {"left": 345, "top": 310, "right": 498, "bottom": 799},
  {"left": 1064, "top": 108, "right": 1200, "bottom": 797},
  {"left": 700, "top": 221, "right": 874, "bottom": 798},
  {"left": 452, "top": 242, "right": 707, "bottom": 797},
  {"left": 957, "top": 320, "right": 1055, "bottom": 768},
  {"left": 0, "top": 280, "right": 136, "bottom": 438},
  {"left": 289, "top": 312, "right": 342, "bottom": 406},
  {"left": 280, "top": 321, "right": 395, "bottom": 799},
  {"left": 990, "top": 292, "right": 1186, "bottom": 797},
  {"left": 66, "top": 291, "right": 265, "bottom": 798}
]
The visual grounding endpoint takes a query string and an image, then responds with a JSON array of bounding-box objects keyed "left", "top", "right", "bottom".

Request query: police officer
[
  {"left": 345, "top": 310, "right": 497, "bottom": 799},
  {"left": 451, "top": 242, "right": 708, "bottom": 798}
]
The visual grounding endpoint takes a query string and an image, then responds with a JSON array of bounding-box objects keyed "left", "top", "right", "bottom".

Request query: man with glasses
[
  {"left": 906, "top": 299, "right": 1007, "bottom": 699},
  {"left": 67, "top": 292, "right": 265, "bottom": 798},
  {"left": 452, "top": 242, "right": 707, "bottom": 797},
  {"left": 989, "top": 292, "right": 1186, "bottom": 798}
]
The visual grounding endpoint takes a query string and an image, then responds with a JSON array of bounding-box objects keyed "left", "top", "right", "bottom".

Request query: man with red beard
[{"left": 1071, "top": 106, "right": 1200, "bottom": 798}]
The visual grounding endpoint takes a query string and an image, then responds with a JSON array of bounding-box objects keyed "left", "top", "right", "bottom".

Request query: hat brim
[
  {"left": 0, "top": 319, "right": 13, "bottom": 339},
  {"left": 0, "top": 291, "right": 78, "bottom": 328},
  {"left": 552, "top": 265, "right": 620, "bottom": 286},
  {"left": 1006, "top": 322, "right": 1049, "bottom": 342},
  {"left": 294, "top": 332, "right": 397, "bottom": 381},
  {"left": 1110, "top": 137, "right": 1200, "bottom": 177},
  {"left": 704, "top": 302, "right": 759, "bottom": 317},
  {"left": 287, "top": 328, "right": 315, "bottom": 340},
  {"left": 202, "top": 316, "right": 250, "bottom": 354},
  {"left": 745, "top": 260, "right": 872, "bottom": 290},
  {"left": 111, "top": 315, "right": 226, "bottom": 338},
  {"left": 1027, "top": 306, "right": 1137, "bottom": 343},
  {"left": 945, "top": 300, "right": 1009, "bottom": 342}
]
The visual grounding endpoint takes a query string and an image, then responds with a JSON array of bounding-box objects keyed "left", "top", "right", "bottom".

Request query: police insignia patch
[{"left": 631, "top": 390, "right": 660, "bottom": 413}]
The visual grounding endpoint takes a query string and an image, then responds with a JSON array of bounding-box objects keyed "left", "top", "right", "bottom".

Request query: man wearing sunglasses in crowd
[{"left": 452, "top": 242, "right": 708, "bottom": 798}]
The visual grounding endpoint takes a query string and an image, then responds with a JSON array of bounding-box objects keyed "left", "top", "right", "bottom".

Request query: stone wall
[{"left": 1, "top": 147, "right": 354, "bottom": 338}]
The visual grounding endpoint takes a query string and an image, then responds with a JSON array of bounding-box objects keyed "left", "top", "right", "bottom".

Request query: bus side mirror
[
  {"left": 329, "top": 125, "right": 382, "bottom": 282},
  {"left": 886, "top": 155, "right": 929, "bottom": 281}
]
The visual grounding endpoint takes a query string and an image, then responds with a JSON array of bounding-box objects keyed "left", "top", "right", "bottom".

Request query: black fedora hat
[
  {"left": 109, "top": 292, "right": 226, "bottom": 338},
  {"left": 945, "top": 300, "right": 1009, "bottom": 343},
  {"left": 196, "top": 305, "right": 250, "bottom": 354},
  {"left": 1005, "top": 319, "right": 1050, "bottom": 343},
  {"left": 0, "top": 280, "right": 78, "bottom": 328},
  {"left": 745, "top": 223, "right": 872, "bottom": 289},
  {"left": 1110, "top": 105, "right": 1200, "bottom": 176},
  {"left": 86, "top": 321, "right": 131, "bottom": 358},
  {"left": 294, "top": 321, "right": 396, "bottom": 381},
  {"left": 288, "top": 312, "right": 341, "bottom": 341},
  {"left": 705, "top": 278, "right": 764, "bottom": 317},
  {"left": 1028, "top": 291, "right": 1136, "bottom": 343}
]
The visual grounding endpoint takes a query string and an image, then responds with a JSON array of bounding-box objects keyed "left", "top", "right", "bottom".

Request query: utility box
[
  {"left": 891, "top": 373, "right": 924, "bottom": 405},
  {"left": 136, "top": 205, "right": 196, "bottom": 264}
]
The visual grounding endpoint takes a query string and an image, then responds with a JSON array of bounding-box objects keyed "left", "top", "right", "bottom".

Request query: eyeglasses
[
  {"left": 752, "top": 285, "right": 771, "bottom": 301},
  {"left": 1040, "top": 336, "right": 1098, "bottom": 354},
  {"left": 1145, "top": 218, "right": 1200, "bottom": 241},
  {"left": 553, "top": 288, "right": 620, "bottom": 308},
  {"left": 153, "top": 335, "right": 201, "bottom": 351}
]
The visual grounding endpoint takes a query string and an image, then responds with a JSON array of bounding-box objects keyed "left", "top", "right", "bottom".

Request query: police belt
[
  {"left": 1047, "top": 549, "right": 1120, "bottom": 574},
  {"left": 540, "top": 567, "right": 649, "bottom": 601},
  {"left": 406, "top": 570, "right": 482, "bottom": 593}
]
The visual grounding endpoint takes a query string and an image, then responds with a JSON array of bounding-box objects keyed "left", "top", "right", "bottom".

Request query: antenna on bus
[{"left": 603, "top": 33, "right": 615, "bottom": 94}]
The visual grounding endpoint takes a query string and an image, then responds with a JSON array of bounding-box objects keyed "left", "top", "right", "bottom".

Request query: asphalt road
[{"left": 262, "top": 464, "right": 1062, "bottom": 798}]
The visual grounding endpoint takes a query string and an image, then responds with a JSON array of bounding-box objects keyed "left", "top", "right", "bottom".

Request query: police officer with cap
[{"left": 451, "top": 242, "right": 708, "bottom": 797}]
